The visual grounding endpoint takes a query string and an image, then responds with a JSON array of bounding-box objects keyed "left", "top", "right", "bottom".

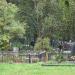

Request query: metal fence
[
  {"left": 0, "top": 51, "right": 46, "bottom": 63},
  {"left": 0, "top": 51, "right": 73, "bottom": 63}
]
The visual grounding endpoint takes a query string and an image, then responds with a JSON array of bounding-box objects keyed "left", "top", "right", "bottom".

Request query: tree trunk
[{"left": 44, "top": 51, "right": 48, "bottom": 63}]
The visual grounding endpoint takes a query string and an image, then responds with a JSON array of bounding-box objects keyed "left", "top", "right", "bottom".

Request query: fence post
[
  {"left": 2, "top": 51, "right": 3, "bottom": 63},
  {"left": 29, "top": 53, "right": 31, "bottom": 63}
]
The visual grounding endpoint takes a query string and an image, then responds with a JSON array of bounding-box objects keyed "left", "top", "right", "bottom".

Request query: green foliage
[
  {"left": 0, "top": 0, "right": 26, "bottom": 50},
  {"left": 0, "top": 34, "right": 10, "bottom": 50},
  {"left": 55, "top": 54, "right": 65, "bottom": 63},
  {"left": 0, "top": 0, "right": 75, "bottom": 50},
  {"left": 7, "top": 0, "right": 75, "bottom": 41},
  {"left": 9, "top": 21, "right": 26, "bottom": 37},
  {"left": 34, "top": 37, "right": 53, "bottom": 51}
]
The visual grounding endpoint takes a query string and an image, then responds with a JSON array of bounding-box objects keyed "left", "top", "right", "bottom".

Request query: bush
[
  {"left": 34, "top": 37, "right": 53, "bottom": 52},
  {"left": 0, "top": 34, "right": 10, "bottom": 50},
  {"left": 55, "top": 54, "right": 65, "bottom": 63}
]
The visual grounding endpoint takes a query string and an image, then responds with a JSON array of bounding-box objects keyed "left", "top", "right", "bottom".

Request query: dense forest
[{"left": 0, "top": 0, "right": 75, "bottom": 51}]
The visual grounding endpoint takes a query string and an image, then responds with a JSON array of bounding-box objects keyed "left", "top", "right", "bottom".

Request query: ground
[{"left": 0, "top": 63, "right": 75, "bottom": 75}]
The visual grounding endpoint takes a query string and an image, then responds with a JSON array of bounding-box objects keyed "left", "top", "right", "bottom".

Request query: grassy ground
[{"left": 0, "top": 63, "right": 75, "bottom": 75}]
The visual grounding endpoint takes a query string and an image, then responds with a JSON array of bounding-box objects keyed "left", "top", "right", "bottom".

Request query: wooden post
[{"left": 44, "top": 51, "right": 48, "bottom": 63}]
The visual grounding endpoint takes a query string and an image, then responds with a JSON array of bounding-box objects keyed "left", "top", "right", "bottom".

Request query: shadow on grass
[{"left": 41, "top": 64, "right": 75, "bottom": 67}]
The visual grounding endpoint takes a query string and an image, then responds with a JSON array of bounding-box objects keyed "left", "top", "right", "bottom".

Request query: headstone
[{"left": 13, "top": 47, "right": 19, "bottom": 57}]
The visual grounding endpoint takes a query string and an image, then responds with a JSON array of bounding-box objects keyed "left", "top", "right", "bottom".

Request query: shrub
[
  {"left": 55, "top": 54, "right": 65, "bottom": 63},
  {"left": 34, "top": 37, "right": 53, "bottom": 52}
]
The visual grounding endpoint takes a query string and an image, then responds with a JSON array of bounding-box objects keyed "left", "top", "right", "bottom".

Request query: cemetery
[{"left": 0, "top": 0, "right": 75, "bottom": 75}]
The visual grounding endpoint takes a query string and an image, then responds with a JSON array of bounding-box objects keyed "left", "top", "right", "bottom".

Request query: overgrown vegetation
[{"left": 0, "top": 0, "right": 75, "bottom": 51}]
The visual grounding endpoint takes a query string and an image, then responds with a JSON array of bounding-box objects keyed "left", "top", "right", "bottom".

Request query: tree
[
  {"left": 34, "top": 37, "right": 53, "bottom": 62},
  {"left": 8, "top": 0, "right": 75, "bottom": 43},
  {"left": 0, "top": 0, "right": 26, "bottom": 50}
]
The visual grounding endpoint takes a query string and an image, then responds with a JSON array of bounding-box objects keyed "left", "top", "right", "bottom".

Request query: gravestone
[{"left": 13, "top": 47, "right": 19, "bottom": 57}]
